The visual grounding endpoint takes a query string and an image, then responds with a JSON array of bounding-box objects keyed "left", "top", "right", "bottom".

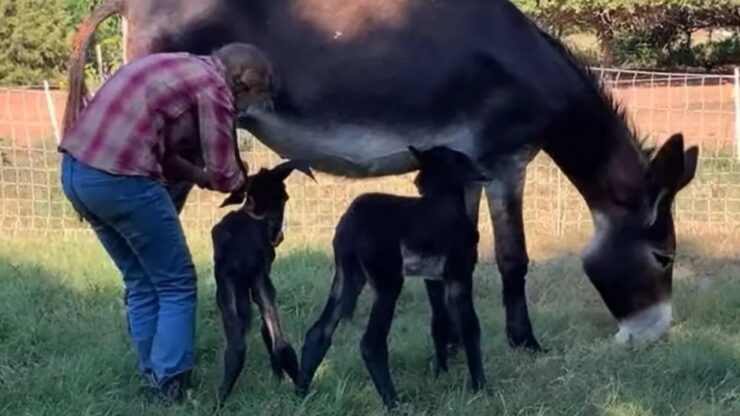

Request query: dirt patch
[
  {"left": 0, "top": 89, "right": 67, "bottom": 146},
  {"left": 0, "top": 83, "right": 736, "bottom": 150}
]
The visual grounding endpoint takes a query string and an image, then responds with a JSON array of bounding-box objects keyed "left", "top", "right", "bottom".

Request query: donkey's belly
[{"left": 237, "top": 108, "right": 479, "bottom": 177}]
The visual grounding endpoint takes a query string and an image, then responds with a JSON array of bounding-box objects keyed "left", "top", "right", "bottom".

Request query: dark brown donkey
[{"left": 65, "top": 0, "right": 698, "bottom": 352}]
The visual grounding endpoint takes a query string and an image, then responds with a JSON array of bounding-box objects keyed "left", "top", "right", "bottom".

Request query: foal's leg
[
  {"left": 360, "top": 274, "right": 403, "bottom": 409},
  {"left": 445, "top": 277, "right": 486, "bottom": 391},
  {"left": 216, "top": 280, "right": 252, "bottom": 404},
  {"left": 252, "top": 274, "right": 299, "bottom": 383},
  {"left": 440, "top": 183, "right": 484, "bottom": 352},
  {"left": 165, "top": 181, "right": 194, "bottom": 215},
  {"left": 485, "top": 166, "right": 541, "bottom": 351},
  {"left": 424, "top": 280, "right": 452, "bottom": 376},
  {"left": 297, "top": 258, "right": 365, "bottom": 394}
]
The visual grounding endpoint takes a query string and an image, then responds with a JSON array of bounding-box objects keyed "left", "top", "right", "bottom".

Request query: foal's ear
[
  {"left": 271, "top": 159, "right": 316, "bottom": 182},
  {"left": 455, "top": 161, "right": 491, "bottom": 184},
  {"left": 219, "top": 191, "right": 246, "bottom": 208},
  {"left": 408, "top": 146, "right": 423, "bottom": 161}
]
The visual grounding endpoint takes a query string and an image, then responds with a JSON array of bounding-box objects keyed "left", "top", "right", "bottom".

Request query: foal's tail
[{"left": 62, "top": 0, "right": 125, "bottom": 135}]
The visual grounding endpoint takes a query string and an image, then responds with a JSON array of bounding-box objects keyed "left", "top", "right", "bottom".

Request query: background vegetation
[{"left": 0, "top": 0, "right": 738, "bottom": 86}]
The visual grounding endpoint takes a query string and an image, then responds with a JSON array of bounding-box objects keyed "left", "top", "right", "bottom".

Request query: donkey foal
[
  {"left": 211, "top": 160, "right": 315, "bottom": 405},
  {"left": 297, "top": 146, "right": 488, "bottom": 408}
]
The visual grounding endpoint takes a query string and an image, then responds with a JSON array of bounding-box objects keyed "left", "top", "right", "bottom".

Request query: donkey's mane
[{"left": 535, "top": 27, "right": 655, "bottom": 163}]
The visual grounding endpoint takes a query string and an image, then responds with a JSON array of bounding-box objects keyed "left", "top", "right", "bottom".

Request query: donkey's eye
[{"left": 652, "top": 251, "right": 674, "bottom": 268}]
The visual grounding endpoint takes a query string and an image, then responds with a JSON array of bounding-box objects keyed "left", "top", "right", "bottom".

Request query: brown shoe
[{"left": 156, "top": 370, "right": 192, "bottom": 405}]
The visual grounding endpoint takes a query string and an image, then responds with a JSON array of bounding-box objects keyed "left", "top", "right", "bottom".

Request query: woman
[{"left": 58, "top": 42, "right": 275, "bottom": 403}]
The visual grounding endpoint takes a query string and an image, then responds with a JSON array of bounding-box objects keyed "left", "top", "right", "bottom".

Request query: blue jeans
[{"left": 60, "top": 154, "right": 197, "bottom": 385}]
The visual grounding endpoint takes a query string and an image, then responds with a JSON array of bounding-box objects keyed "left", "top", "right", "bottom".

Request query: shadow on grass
[{"left": 1, "top": 239, "right": 740, "bottom": 415}]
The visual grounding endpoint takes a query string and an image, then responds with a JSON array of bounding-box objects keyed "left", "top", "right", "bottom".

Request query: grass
[{"left": 1, "top": 235, "right": 740, "bottom": 416}]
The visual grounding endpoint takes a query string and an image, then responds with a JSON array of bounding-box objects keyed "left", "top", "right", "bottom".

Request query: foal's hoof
[
  {"left": 295, "top": 382, "right": 310, "bottom": 398},
  {"left": 433, "top": 362, "right": 449, "bottom": 379},
  {"left": 508, "top": 333, "right": 545, "bottom": 353},
  {"left": 471, "top": 376, "right": 487, "bottom": 392},
  {"left": 383, "top": 396, "right": 402, "bottom": 413},
  {"left": 279, "top": 346, "right": 300, "bottom": 383}
]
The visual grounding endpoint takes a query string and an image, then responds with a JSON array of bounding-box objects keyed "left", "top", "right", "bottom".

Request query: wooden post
[
  {"left": 44, "top": 81, "right": 61, "bottom": 144},
  {"left": 734, "top": 67, "right": 740, "bottom": 160},
  {"left": 96, "top": 44, "right": 105, "bottom": 81},
  {"left": 122, "top": 17, "right": 128, "bottom": 64}
]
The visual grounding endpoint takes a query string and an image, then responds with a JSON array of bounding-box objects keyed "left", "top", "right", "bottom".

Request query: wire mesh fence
[{"left": 0, "top": 67, "right": 738, "bottom": 251}]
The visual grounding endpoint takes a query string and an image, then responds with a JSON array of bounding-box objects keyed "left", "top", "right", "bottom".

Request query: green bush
[
  {"left": 613, "top": 30, "right": 664, "bottom": 69},
  {"left": 0, "top": 0, "right": 121, "bottom": 87}
]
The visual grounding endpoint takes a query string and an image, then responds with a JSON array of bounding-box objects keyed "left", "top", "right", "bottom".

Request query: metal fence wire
[{"left": 0, "top": 68, "right": 738, "bottom": 248}]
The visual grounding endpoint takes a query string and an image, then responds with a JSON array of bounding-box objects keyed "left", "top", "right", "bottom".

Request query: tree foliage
[
  {"left": 0, "top": 0, "right": 121, "bottom": 86},
  {"left": 0, "top": 0, "right": 737, "bottom": 86},
  {"left": 515, "top": 0, "right": 740, "bottom": 69}
]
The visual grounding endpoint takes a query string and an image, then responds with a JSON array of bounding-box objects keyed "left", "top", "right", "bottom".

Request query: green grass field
[{"left": 1, "top": 235, "right": 739, "bottom": 416}]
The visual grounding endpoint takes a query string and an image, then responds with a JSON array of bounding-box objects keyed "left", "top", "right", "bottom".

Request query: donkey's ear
[
  {"left": 271, "top": 160, "right": 316, "bottom": 182},
  {"left": 645, "top": 134, "right": 697, "bottom": 226},
  {"left": 647, "top": 133, "right": 687, "bottom": 193},
  {"left": 677, "top": 146, "right": 699, "bottom": 191}
]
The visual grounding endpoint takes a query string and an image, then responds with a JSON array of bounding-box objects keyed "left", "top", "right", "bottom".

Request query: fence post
[
  {"left": 734, "top": 67, "right": 740, "bottom": 160},
  {"left": 555, "top": 171, "right": 564, "bottom": 237},
  {"left": 122, "top": 17, "right": 128, "bottom": 64},
  {"left": 96, "top": 44, "right": 105, "bottom": 82},
  {"left": 43, "top": 81, "right": 61, "bottom": 144}
]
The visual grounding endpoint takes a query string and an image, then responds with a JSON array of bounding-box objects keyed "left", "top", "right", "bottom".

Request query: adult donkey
[{"left": 63, "top": 0, "right": 698, "bottom": 349}]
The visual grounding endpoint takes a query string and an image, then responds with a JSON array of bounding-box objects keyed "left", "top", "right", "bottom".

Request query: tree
[
  {"left": 514, "top": 0, "right": 740, "bottom": 67},
  {"left": 0, "top": 0, "right": 70, "bottom": 85},
  {"left": 0, "top": 0, "right": 122, "bottom": 86}
]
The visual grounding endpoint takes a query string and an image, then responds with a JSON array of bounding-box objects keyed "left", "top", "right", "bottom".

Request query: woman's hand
[{"left": 163, "top": 155, "right": 213, "bottom": 189}]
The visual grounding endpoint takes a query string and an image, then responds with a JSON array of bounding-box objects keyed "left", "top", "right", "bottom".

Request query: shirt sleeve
[{"left": 196, "top": 83, "right": 246, "bottom": 193}]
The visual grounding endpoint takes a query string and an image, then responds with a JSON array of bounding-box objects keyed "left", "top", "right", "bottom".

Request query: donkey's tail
[{"left": 62, "top": 0, "right": 124, "bottom": 135}]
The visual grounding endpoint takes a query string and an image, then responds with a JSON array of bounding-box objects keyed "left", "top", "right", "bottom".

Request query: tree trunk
[{"left": 598, "top": 32, "right": 615, "bottom": 66}]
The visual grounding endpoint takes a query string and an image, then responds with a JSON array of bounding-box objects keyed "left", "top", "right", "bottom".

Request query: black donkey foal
[
  {"left": 297, "top": 146, "right": 488, "bottom": 408},
  {"left": 211, "top": 160, "right": 315, "bottom": 405}
]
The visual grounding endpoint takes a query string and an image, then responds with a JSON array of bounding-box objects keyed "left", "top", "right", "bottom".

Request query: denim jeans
[{"left": 60, "top": 154, "right": 197, "bottom": 385}]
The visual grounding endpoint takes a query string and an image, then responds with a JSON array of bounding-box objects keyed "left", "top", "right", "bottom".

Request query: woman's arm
[{"left": 162, "top": 154, "right": 213, "bottom": 190}]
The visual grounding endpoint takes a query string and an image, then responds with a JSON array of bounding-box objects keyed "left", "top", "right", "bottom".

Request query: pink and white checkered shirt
[{"left": 59, "top": 52, "right": 245, "bottom": 193}]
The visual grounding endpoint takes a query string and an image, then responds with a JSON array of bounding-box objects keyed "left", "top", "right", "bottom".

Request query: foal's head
[
  {"left": 221, "top": 160, "right": 315, "bottom": 246},
  {"left": 408, "top": 146, "right": 489, "bottom": 196},
  {"left": 582, "top": 133, "right": 698, "bottom": 345}
]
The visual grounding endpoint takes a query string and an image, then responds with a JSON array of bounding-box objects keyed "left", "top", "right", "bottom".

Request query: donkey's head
[
  {"left": 582, "top": 133, "right": 698, "bottom": 345},
  {"left": 408, "top": 146, "right": 489, "bottom": 195},
  {"left": 221, "top": 160, "right": 315, "bottom": 246}
]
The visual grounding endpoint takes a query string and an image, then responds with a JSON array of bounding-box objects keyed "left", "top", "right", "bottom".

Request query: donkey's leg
[
  {"left": 485, "top": 166, "right": 541, "bottom": 351},
  {"left": 297, "top": 257, "right": 366, "bottom": 394},
  {"left": 445, "top": 278, "right": 486, "bottom": 391},
  {"left": 424, "top": 280, "right": 452, "bottom": 376},
  {"left": 252, "top": 275, "right": 299, "bottom": 383},
  {"left": 360, "top": 275, "right": 403, "bottom": 409}
]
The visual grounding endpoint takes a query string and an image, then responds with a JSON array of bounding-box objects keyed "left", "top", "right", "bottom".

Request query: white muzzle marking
[{"left": 615, "top": 301, "right": 672, "bottom": 345}]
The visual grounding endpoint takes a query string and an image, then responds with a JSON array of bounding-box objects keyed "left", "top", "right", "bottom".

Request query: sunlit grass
[{"left": 1, "top": 236, "right": 739, "bottom": 415}]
